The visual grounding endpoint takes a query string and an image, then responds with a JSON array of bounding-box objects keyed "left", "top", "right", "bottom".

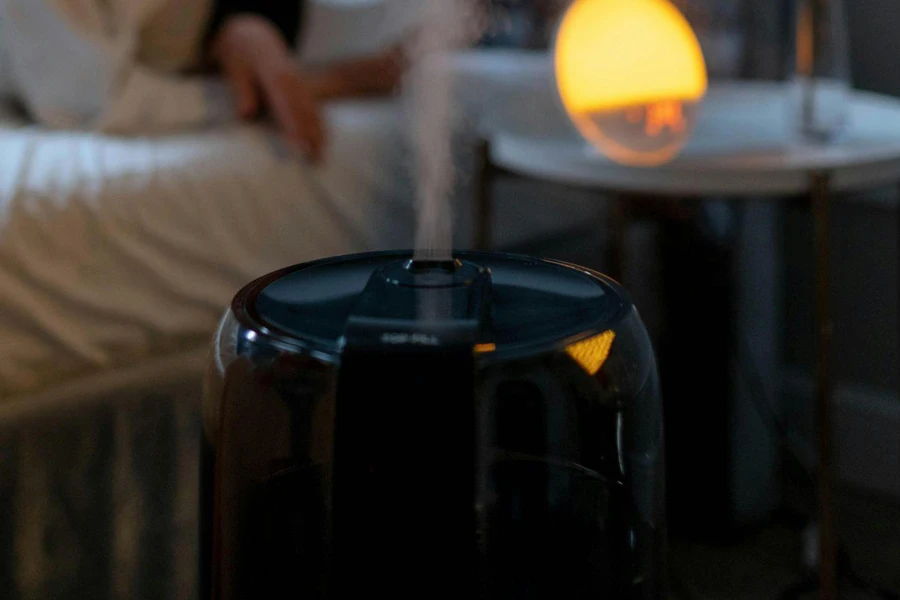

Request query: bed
[
  {"left": 0, "top": 44, "right": 605, "bottom": 597},
  {"left": 0, "top": 47, "right": 600, "bottom": 402}
]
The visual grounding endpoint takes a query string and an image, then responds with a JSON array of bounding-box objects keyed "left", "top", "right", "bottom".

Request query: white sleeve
[{"left": 1, "top": 0, "right": 233, "bottom": 133}]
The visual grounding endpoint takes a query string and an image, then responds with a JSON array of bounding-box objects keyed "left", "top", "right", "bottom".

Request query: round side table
[{"left": 475, "top": 80, "right": 900, "bottom": 600}]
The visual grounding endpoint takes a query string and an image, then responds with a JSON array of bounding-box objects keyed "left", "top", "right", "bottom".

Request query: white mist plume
[{"left": 402, "top": 0, "right": 487, "bottom": 262}]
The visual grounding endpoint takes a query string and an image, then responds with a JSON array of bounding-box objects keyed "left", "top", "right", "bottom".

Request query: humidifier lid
[{"left": 234, "top": 251, "right": 628, "bottom": 359}]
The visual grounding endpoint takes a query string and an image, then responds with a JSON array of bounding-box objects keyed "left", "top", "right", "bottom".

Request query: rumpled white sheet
[
  {"left": 0, "top": 99, "right": 413, "bottom": 398},
  {"left": 0, "top": 47, "right": 607, "bottom": 400}
]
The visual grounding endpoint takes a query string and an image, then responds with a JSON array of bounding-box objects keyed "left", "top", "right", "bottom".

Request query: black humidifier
[{"left": 201, "top": 251, "right": 665, "bottom": 599}]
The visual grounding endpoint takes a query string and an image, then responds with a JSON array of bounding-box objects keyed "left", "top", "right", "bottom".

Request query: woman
[{"left": 0, "top": 0, "right": 406, "bottom": 162}]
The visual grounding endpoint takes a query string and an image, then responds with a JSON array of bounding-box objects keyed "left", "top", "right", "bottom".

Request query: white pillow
[{"left": 297, "top": 0, "right": 426, "bottom": 67}]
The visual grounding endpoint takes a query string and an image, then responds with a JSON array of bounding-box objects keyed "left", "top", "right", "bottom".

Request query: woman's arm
[
  {"left": 210, "top": 13, "right": 325, "bottom": 162},
  {"left": 209, "top": 9, "right": 407, "bottom": 161},
  {"left": 304, "top": 48, "right": 406, "bottom": 101}
]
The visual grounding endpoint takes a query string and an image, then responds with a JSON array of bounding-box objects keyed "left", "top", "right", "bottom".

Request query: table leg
[
  {"left": 811, "top": 172, "right": 837, "bottom": 600},
  {"left": 474, "top": 140, "right": 495, "bottom": 252}
]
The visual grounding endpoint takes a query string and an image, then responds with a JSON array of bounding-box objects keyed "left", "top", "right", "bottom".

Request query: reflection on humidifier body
[{"left": 201, "top": 251, "right": 665, "bottom": 599}]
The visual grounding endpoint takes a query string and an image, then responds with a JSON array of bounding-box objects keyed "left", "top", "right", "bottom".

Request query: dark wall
[{"left": 847, "top": 0, "right": 900, "bottom": 96}]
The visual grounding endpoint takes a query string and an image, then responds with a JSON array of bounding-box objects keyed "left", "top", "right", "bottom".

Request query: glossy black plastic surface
[
  {"left": 238, "top": 251, "right": 625, "bottom": 358},
  {"left": 202, "top": 251, "right": 664, "bottom": 600}
]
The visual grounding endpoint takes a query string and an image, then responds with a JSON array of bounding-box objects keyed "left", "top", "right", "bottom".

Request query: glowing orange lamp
[{"left": 555, "top": 0, "right": 708, "bottom": 166}]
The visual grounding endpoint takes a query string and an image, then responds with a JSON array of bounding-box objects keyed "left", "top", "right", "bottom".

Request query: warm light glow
[
  {"left": 555, "top": 0, "right": 708, "bottom": 166},
  {"left": 566, "top": 331, "right": 616, "bottom": 376}
]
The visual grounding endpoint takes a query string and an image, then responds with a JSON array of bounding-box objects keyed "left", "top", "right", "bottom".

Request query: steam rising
[{"left": 404, "top": 0, "right": 486, "bottom": 262}]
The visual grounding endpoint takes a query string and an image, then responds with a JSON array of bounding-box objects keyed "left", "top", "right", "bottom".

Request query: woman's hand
[
  {"left": 212, "top": 15, "right": 325, "bottom": 163},
  {"left": 307, "top": 46, "right": 408, "bottom": 101}
]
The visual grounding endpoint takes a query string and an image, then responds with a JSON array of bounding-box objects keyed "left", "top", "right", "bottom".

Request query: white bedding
[
  {"left": 0, "top": 100, "right": 414, "bottom": 398},
  {"left": 0, "top": 50, "right": 605, "bottom": 401}
]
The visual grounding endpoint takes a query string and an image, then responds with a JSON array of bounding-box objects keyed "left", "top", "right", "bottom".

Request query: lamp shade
[{"left": 555, "top": 0, "right": 708, "bottom": 166}]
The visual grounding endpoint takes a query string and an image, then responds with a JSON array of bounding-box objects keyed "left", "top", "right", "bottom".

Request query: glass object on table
[{"left": 788, "top": 0, "right": 852, "bottom": 143}]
